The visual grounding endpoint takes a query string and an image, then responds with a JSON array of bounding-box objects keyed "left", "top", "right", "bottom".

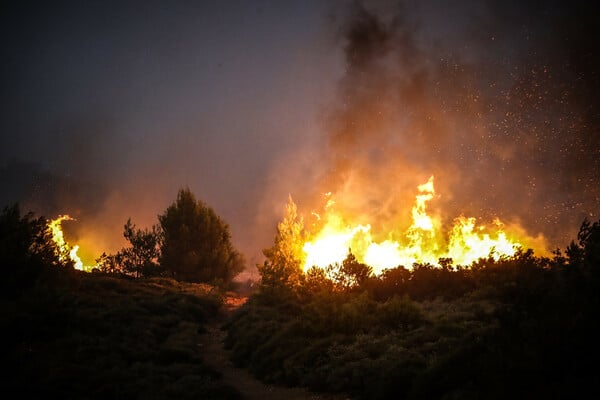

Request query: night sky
[{"left": 1, "top": 1, "right": 598, "bottom": 275}]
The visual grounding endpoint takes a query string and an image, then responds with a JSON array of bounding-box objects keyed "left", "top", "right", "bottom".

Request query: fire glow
[
  {"left": 301, "top": 176, "right": 545, "bottom": 274},
  {"left": 48, "top": 215, "right": 95, "bottom": 272}
]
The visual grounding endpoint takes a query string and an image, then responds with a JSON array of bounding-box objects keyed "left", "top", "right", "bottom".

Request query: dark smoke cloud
[{"left": 269, "top": 0, "right": 598, "bottom": 250}]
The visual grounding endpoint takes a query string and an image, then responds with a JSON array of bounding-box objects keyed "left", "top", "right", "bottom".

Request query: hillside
[
  {"left": 2, "top": 272, "right": 240, "bottom": 399},
  {"left": 225, "top": 224, "right": 600, "bottom": 399}
]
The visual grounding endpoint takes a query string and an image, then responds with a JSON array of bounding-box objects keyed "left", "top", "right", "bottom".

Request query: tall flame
[
  {"left": 48, "top": 215, "right": 94, "bottom": 272},
  {"left": 301, "top": 176, "right": 546, "bottom": 274}
]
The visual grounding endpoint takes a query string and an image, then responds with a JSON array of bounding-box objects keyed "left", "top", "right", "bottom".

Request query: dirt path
[{"left": 199, "top": 298, "right": 349, "bottom": 400}]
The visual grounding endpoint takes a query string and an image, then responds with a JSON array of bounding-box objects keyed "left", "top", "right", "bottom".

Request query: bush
[
  {"left": 2, "top": 272, "right": 239, "bottom": 399},
  {"left": 225, "top": 219, "right": 600, "bottom": 399}
]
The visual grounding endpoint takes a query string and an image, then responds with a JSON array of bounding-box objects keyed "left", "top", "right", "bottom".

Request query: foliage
[
  {"left": 226, "top": 219, "right": 600, "bottom": 399},
  {"left": 95, "top": 251, "right": 120, "bottom": 274},
  {"left": 96, "top": 219, "right": 162, "bottom": 278},
  {"left": 119, "top": 219, "right": 162, "bottom": 277},
  {"left": 1, "top": 272, "right": 239, "bottom": 399},
  {"left": 259, "top": 195, "right": 306, "bottom": 288},
  {"left": 1, "top": 203, "right": 240, "bottom": 397},
  {"left": 0, "top": 204, "right": 73, "bottom": 296},
  {"left": 329, "top": 252, "right": 373, "bottom": 290},
  {"left": 566, "top": 218, "right": 600, "bottom": 271},
  {"left": 159, "top": 188, "right": 244, "bottom": 284}
]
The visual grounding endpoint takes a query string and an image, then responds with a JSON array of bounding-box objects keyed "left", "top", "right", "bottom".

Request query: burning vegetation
[
  {"left": 48, "top": 215, "right": 95, "bottom": 272},
  {"left": 2, "top": 194, "right": 600, "bottom": 399},
  {"left": 227, "top": 216, "right": 600, "bottom": 399},
  {"left": 267, "top": 175, "right": 547, "bottom": 279},
  {"left": 45, "top": 178, "right": 547, "bottom": 282},
  {"left": 1, "top": 1, "right": 598, "bottom": 399},
  {"left": 43, "top": 188, "right": 244, "bottom": 284}
]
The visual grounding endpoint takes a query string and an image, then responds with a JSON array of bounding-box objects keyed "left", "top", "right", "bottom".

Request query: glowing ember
[
  {"left": 48, "top": 215, "right": 94, "bottom": 272},
  {"left": 300, "top": 176, "right": 545, "bottom": 274}
]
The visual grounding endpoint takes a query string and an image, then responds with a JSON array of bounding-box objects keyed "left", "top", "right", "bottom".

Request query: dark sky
[{"left": 1, "top": 1, "right": 598, "bottom": 275}]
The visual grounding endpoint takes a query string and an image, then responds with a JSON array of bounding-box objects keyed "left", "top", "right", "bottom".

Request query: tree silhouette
[
  {"left": 0, "top": 204, "right": 71, "bottom": 294},
  {"left": 158, "top": 188, "right": 244, "bottom": 283},
  {"left": 565, "top": 219, "right": 600, "bottom": 284},
  {"left": 95, "top": 219, "right": 161, "bottom": 277},
  {"left": 95, "top": 251, "right": 119, "bottom": 274},
  {"left": 120, "top": 219, "right": 162, "bottom": 277},
  {"left": 576, "top": 219, "right": 600, "bottom": 269},
  {"left": 332, "top": 252, "right": 373, "bottom": 289}
]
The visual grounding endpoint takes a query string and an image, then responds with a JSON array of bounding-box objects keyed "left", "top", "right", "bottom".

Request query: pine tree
[{"left": 159, "top": 188, "right": 244, "bottom": 283}]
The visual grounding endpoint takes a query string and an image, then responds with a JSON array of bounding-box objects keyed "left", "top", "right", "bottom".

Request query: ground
[{"left": 200, "top": 293, "right": 349, "bottom": 400}]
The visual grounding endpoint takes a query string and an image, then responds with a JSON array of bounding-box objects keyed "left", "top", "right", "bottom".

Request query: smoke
[
  {"left": 262, "top": 0, "right": 599, "bottom": 253},
  {"left": 2, "top": 1, "right": 597, "bottom": 272},
  {"left": 1, "top": 1, "right": 332, "bottom": 270}
]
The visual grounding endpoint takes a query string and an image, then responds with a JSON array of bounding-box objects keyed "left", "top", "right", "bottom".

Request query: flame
[
  {"left": 48, "top": 215, "right": 94, "bottom": 272},
  {"left": 300, "top": 176, "right": 545, "bottom": 274}
]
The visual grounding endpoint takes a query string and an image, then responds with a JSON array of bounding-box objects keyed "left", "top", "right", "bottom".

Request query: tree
[
  {"left": 95, "top": 219, "right": 161, "bottom": 277},
  {"left": 331, "top": 252, "right": 373, "bottom": 289},
  {"left": 95, "top": 252, "right": 119, "bottom": 274},
  {"left": 302, "top": 265, "right": 334, "bottom": 294},
  {"left": 566, "top": 219, "right": 600, "bottom": 276},
  {"left": 0, "top": 204, "right": 70, "bottom": 294},
  {"left": 120, "top": 219, "right": 162, "bottom": 277},
  {"left": 259, "top": 195, "right": 306, "bottom": 288},
  {"left": 158, "top": 188, "right": 244, "bottom": 283},
  {"left": 576, "top": 219, "right": 600, "bottom": 269}
]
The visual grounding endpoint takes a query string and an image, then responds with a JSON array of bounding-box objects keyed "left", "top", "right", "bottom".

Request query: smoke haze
[
  {"left": 263, "top": 1, "right": 598, "bottom": 257},
  {"left": 1, "top": 1, "right": 598, "bottom": 274}
]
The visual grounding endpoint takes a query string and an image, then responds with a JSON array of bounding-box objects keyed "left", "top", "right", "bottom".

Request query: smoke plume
[{"left": 263, "top": 0, "right": 599, "bottom": 253}]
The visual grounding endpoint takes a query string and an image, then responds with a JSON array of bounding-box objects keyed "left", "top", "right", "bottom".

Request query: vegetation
[
  {"left": 2, "top": 274, "right": 240, "bottom": 399},
  {"left": 159, "top": 188, "right": 244, "bottom": 284},
  {"left": 225, "top": 219, "right": 600, "bottom": 399},
  {"left": 1, "top": 205, "right": 240, "bottom": 399},
  {"left": 97, "top": 219, "right": 162, "bottom": 278},
  {"left": 1, "top": 204, "right": 72, "bottom": 296},
  {"left": 96, "top": 188, "right": 244, "bottom": 285},
  {"left": 258, "top": 195, "right": 305, "bottom": 288},
  {"left": 3, "top": 200, "right": 600, "bottom": 399}
]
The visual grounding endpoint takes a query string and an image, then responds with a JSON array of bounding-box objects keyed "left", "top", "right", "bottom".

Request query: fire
[
  {"left": 48, "top": 215, "right": 94, "bottom": 272},
  {"left": 301, "top": 176, "right": 545, "bottom": 274},
  {"left": 303, "top": 222, "right": 371, "bottom": 269}
]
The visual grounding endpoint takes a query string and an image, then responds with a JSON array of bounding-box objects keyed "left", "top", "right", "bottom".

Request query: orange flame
[
  {"left": 300, "top": 176, "right": 546, "bottom": 274},
  {"left": 48, "top": 215, "right": 94, "bottom": 272}
]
